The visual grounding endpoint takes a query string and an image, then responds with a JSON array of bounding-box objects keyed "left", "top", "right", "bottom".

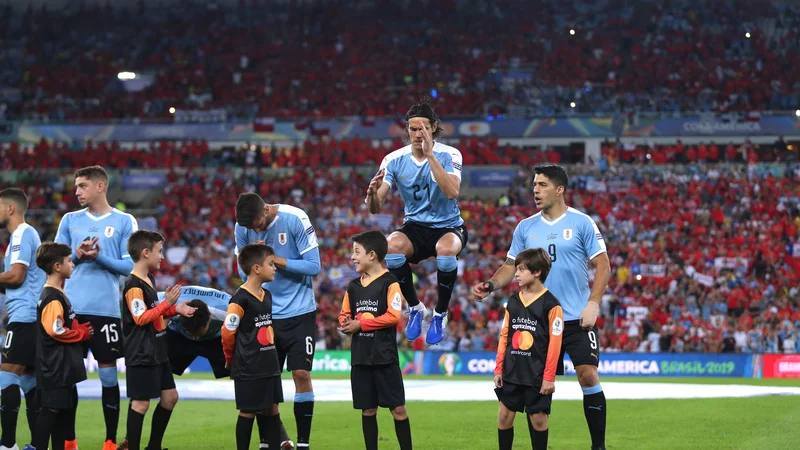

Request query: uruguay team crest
[
  {"left": 563, "top": 228, "right": 573, "bottom": 240},
  {"left": 278, "top": 233, "right": 287, "bottom": 245},
  {"left": 105, "top": 226, "right": 115, "bottom": 238}
]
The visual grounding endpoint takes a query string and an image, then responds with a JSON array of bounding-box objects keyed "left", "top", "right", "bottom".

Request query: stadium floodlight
[
  {"left": 569, "top": 29, "right": 575, "bottom": 35},
  {"left": 795, "top": 109, "right": 800, "bottom": 117},
  {"left": 745, "top": 32, "right": 751, "bottom": 39},
  {"left": 117, "top": 71, "right": 137, "bottom": 80},
  {"left": 570, "top": 102, "right": 576, "bottom": 108},
  {"left": 169, "top": 107, "right": 176, "bottom": 114}
]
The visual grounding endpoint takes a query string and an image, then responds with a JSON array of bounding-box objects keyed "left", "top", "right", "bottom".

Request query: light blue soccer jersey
[
  {"left": 55, "top": 208, "right": 138, "bottom": 318},
  {"left": 379, "top": 142, "right": 464, "bottom": 228},
  {"left": 158, "top": 285, "right": 230, "bottom": 341},
  {"left": 234, "top": 204, "right": 319, "bottom": 319},
  {"left": 3, "top": 223, "right": 45, "bottom": 323},
  {"left": 507, "top": 207, "right": 607, "bottom": 321}
]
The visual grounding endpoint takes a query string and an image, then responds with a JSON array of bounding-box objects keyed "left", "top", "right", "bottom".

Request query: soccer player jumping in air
[
  {"left": 474, "top": 165, "right": 611, "bottom": 450},
  {"left": 365, "top": 102, "right": 467, "bottom": 345}
]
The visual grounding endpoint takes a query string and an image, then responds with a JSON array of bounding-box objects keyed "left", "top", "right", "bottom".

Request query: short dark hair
[
  {"left": 352, "top": 230, "right": 388, "bottom": 263},
  {"left": 0, "top": 188, "right": 28, "bottom": 212},
  {"left": 237, "top": 244, "right": 274, "bottom": 276},
  {"left": 405, "top": 100, "right": 443, "bottom": 140},
  {"left": 235, "top": 193, "right": 266, "bottom": 228},
  {"left": 36, "top": 241, "right": 73, "bottom": 274},
  {"left": 533, "top": 165, "right": 569, "bottom": 190},
  {"left": 515, "top": 248, "right": 552, "bottom": 282},
  {"left": 74, "top": 165, "right": 109, "bottom": 183},
  {"left": 127, "top": 230, "right": 164, "bottom": 262},
  {"left": 179, "top": 299, "right": 211, "bottom": 336}
]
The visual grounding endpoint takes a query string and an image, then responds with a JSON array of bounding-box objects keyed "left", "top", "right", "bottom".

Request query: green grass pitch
[{"left": 11, "top": 374, "right": 800, "bottom": 449}]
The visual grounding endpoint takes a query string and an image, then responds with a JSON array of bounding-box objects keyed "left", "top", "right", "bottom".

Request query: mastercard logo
[
  {"left": 511, "top": 330, "right": 534, "bottom": 350},
  {"left": 356, "top": 312, "right": 375, "bottom": 321},
  {"left": 257, "top": 326, "right": 275, "bottom": 346}
]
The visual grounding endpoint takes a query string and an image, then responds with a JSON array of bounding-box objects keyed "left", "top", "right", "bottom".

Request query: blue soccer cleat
[
  {"left": 426, "top": 311, "right": 448, "bottom": 345},
  {"left": 405, "top": 303, "right": 427, "bottom": 341}
]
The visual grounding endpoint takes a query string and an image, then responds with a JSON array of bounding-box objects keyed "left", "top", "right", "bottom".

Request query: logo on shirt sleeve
[
  {"left": 391, "top": 292, "right": 402, "bottom": 311},
  {"left": 131, "top": 299, "right": 146, "bottom": 317},
  {"left": 53, "top": 317, "right": 66, "bottom": 335},
  {"left": 225, "top": 313, "right": 241, "bottom": 331},
  {"left": 552, "top": 317, "right": 563, "bottom": 336}
]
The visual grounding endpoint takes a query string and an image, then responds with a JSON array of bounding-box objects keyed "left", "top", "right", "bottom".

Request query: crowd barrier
[{"left": 73, "top": 351, "right": 800, "bottom": 379}]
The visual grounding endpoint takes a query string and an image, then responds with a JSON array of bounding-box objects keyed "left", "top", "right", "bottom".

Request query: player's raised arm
[
  {"left": 418, "top": 119, "right": 460, "bottom": 199},
  {"left": 366, "top": 167, "right": 391, "bottom": 214}
]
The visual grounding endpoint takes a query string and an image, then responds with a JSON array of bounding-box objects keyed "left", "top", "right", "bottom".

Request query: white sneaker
[{"left": 0, "top": 444, "right": 19, "bottom": 450}]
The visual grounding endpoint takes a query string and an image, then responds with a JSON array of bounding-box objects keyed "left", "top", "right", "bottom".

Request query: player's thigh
[
  {"left": 434, "top": 224, "right": 468, "bottom": 257},
  {"left": 2, "top": 321, "right": 37, "bottom": 369},
  {"left": 387, "top": 229, "right": 415, "bottom": 258},
  {"left": 351, "top": 365, "right": 378, "bottom": 410},
  {"left": 564, "top": 322, "right": 600, "bottom": 368},
  {"left": 398, "top": 222, "right": 438, "bottom": 263},
  {"left": 374, "top": 364, "right": 406, "bottom": 409},
  {"left": 275, "top": 312, "right": 317, "bottom": 372},
  {"left": 79, "top": 315, "right": 122, "bottom": 362}
]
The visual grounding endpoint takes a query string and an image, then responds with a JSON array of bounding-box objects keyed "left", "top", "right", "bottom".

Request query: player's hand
[
  {"left": 579, "top": 302, "right": 600, "bottom": 329},
  {"left": 494, "top": 374, "right": 503, "bottom": 389},
  {"left": 338, "top": 319, "right": 361, "bottom": 335},
  {"left": 164, "top": 284, "right": 182, "bottom": 305},
  {"left": 367, "top": 169, "right": 385, "bottom": 196},
  {"left": 472, "top": 281, "right": 492, "bottom": 301},
  {"left": 77, "top": 321, "right": 94, "bottom": 341},
  {"left": 176, "top": 302, "right": 197, "bottom": 318},
  {"left": 255, "top": 240, "right": 265, "bottom": 245},
  {"left": 419, "top": 120, "right": 434, "bottom": 157},
  {"left": 540, "top": 380, "right": 555, "bottom": 395}
]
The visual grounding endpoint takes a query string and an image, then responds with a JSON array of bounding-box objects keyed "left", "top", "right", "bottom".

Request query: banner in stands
[
  {"left": 8, "top": 114, "right": 800, "bottom": 142},
  {"left": 49, "top": 350, "right": 766, "bottom": 378},
  {"left": 121, "top": 173, "right": 167, "bottom": 190},
  {"left": 424, "top": 352, "right": 754, "bottom": 377},
  {"left": 760, "top": 354, "right": 800, "bottom": 378}
]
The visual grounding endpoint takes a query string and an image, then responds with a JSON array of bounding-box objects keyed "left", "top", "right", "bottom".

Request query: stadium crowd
[
  {"left": 1, "top": 0, "right": 799, "bottom": 121},
  {"left": 2, "top": 147, "right": 799, "bottom": 356}
]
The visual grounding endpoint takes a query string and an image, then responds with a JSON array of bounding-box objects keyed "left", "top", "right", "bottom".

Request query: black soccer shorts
[
  {"left": 557, "top": 320, "right": 600, "bottom": 375},
  {"left": 76, "top": 315, "right": 123, "bottom": 362},
  {"left": 396, "top": 221, "right": 468, "bottom": 264},
  {"left": 495, "top": 381, "right": 552, "bottom": 415},
  {"left": 126, "top": 362, "right": 176, "bottom": 400},
  {"left": 234, "top": 376, "right": 284, "bottom": 412},
  {"left": 2, "top": 321, "right": 37, "bottom": 368},
  {"left": 166, "top": 329, "right": 229, "bottom": 378},
  {"left": 350, "top": 364, "right": 406, "bottom": 411},
  {"left": 273, "top": 311, "right": 317, "bottom": 372},
  {"left": 38, "top": 385, "right": 79, "bottom": 410}
]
